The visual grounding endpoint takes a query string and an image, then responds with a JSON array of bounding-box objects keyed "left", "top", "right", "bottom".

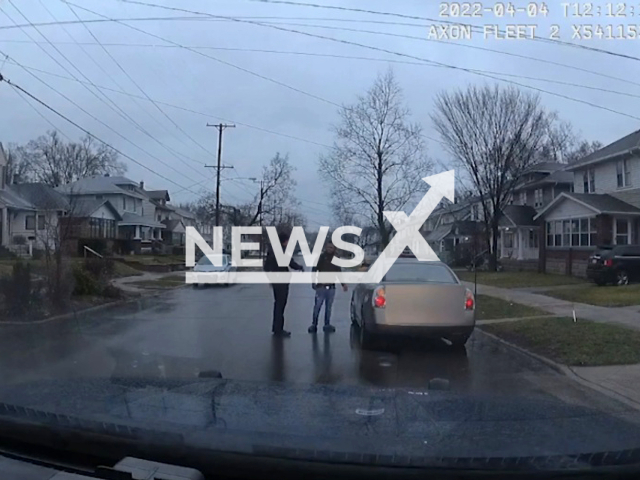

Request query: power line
[
  {"left": 65, "top": 1, "right": 340, "bottom": 108},
  {"left": 0, "top": 73, "right": 202, "bottom": 194},
  {"left": 9, "top": 39, "right": 640, "bottom": 98},
  {"left": 1, "top": 3, "right": 207, "bottom": 183},
  {"left": 1, "top": 51, "right": 205, "bottom": 186},
  {"left": 11, "top": 86, "right": 73, "bottom": 141},
  {"left": 233, "top": 0, "right": 640, "bottom": 62},
  {"left": 0, "top": 14, "right": 452, "bottom": 31},
  {"left": 7, "top": 33, "right": 640, "bottom": 92},
  {"left": 123, "top": 0, "right": 640, "bottom": 121},
  {"left": 3, "top": 58, "right": 334, "bottom": 149},
  {"left": 30, "top": 0, "right": 208, "bottom": 177},
  {"left": 62, "top": 4, "right": 218, "bottom": 161},
  {"left": 60, "top": 1, "right": 208, "bottom": 168},
  {"left": 255, "top": 21, "right": 640, "bottom": 90}
]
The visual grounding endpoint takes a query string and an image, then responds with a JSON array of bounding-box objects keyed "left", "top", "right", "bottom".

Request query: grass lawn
[
  {"left": 542, "top": 284, "right": 640, "bottom": 307},
  {"left": 475, "top": 294, "right": 547, "bottom": 320},
  {"left": 118, "top": 255, "right": 184, "bottom": 265},
  {"left": 457, "top": 271, "right": 586, "bottom": 289},
  {"left": 129, "top": 274, "right": 185, "bottom": 289},
  {"left": 482, "top": 317, "right": 640, "bottom": 366},
  {"left": 112, "top": 261, "right": 144, "bottom": 278}
]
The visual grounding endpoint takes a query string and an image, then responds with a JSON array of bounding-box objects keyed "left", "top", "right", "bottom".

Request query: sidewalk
[
  {"left": 112, "top": 271, "right": 185, "bottom": 294},
  {"left": 464, "top": 281, "right": 640, "bottom": 332},
  {"left": 466, "top": 281, "right": 640, "bottom": 409}
]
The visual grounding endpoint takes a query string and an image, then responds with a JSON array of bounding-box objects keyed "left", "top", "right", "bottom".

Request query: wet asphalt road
[{"left": 0, "top": 282, "right": 629, "bottom": 411}]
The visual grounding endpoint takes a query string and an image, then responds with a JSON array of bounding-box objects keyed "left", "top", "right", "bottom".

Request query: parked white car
[{"left": 192, "top": 254, "right": 236, "bottom": 287}]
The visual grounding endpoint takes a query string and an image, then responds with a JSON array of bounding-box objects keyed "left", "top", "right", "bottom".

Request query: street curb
[
  {"left": 477, "top": 328, "right": 640, "bottom": 412},
  {"left": 0, "top": 284, "right": 188, "bottom": 326}
]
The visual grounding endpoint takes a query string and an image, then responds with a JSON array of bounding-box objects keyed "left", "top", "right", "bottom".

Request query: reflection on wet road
[{"left": 0, "top": 283, "right": 621, "bottom": 408}]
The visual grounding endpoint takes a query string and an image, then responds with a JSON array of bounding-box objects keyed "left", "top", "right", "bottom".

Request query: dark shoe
[
  {"left": 273, "top": 330, "right": 291, "bottom": 338},
  {"left": 308, "top": 325, "right": 318, "bottom": 333},
  {"left": 323, "top": 325, "right": 336, "bottom": 333}
]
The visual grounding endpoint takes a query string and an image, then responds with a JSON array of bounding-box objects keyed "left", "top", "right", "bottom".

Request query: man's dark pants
[{"left": 271, "top": 284, "right": 290, "bottom": 333}]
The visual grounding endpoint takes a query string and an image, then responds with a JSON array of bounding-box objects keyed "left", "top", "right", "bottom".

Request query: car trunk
[{"left": 381, "top": 283, "right": 467, "bottom": 326}]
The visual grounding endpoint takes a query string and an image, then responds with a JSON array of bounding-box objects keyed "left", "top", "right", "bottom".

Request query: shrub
[
  {"left": 1, "top": 261, "right": 36, "bottom": 317},
  {"left": 101, "top": 284, "right": 123, "bottom": 299},
  {"left": 172, "top": 246, "right": 185, "bottom": 256},
  {"left": 83, "top": 258, "right": 115, "bottom": 280},
  {"left": 72, "top": 265, "right": 101, "bottom": 296},
  {"left": 31, "top": 248, "right": 44, "bottom": 260},
  {"left": 0, "top": 246, "right": 16, "bottom": 259}
]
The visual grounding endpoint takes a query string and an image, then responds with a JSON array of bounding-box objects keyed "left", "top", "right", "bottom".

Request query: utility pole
[
  {"left": 258, "top": 180, "right": 265, "bottom": 258},
  {"left": 205, "top": 123, "right": 235, "bottom": 226}
]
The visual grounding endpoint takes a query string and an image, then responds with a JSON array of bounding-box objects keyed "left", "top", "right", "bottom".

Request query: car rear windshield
[{"left": 384, "top": 263, "right": 458, "bottom": 284}]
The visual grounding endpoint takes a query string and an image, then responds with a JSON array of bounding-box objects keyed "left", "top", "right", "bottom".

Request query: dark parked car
[{"left": 586, "top": 245, "right": 640, "bottom": 286}]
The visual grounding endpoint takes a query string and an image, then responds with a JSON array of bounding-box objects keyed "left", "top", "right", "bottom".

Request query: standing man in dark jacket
[
  {"left": 309, "top": 242, "right": 348, "bottom": 333},
  {"left": 264, "top": 231, "right": 304, "bottom": 337}
]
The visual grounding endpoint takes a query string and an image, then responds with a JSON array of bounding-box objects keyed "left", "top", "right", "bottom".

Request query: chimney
[{"left": 139, "top": 181, "right": 144, "bottom": 190}]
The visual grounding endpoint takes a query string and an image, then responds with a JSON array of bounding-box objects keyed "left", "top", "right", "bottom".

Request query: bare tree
[
  {"left": 319, "top": 69, "right": 430, "bottom": 248},
  {"left": 565, "top": 140, "right": 604, "bottom": 164},
  {"left": 432, "top": 85, "right": 552, "bottom": 269},
  {"left": 196, "top": 152, "right": 298, "bottom": 229},
  {"left": 11, "top": 131, "right": 126, "bottom": 187},
  {"left": 256, "top": 153, "right": 298, "bottom": 227}
]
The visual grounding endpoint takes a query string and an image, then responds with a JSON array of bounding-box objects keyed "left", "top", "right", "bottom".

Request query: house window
[
  {"left": 529, "top": 230, "right": 538, "bottom": 248},
  {"left": 534, "top": 189, "right": 543, "bottom": 208},
  {"left": 122, "top": 197, "right": 126, "bottom": 210},
  {"left": 583, "top": 169, "right": 595, "bottom": 193},
  {"left": 132, "top": 200, "right": 137, "bottom": 213},
  {"left": 95, "top": 195, "right": 103, "bottom": 200},
  {"left": 617, "top": 159, "right": 632, "bottom": 188},
  {"left": 471, "top": 205, "right": 479, "bottom": 221},
  {"left": 37, "top": 216, "right": 45, "bottom": 230},
  {"left": 519, "top": 191, "right": 527, "bottom": 205},
  {"left": 546, "top": 218, "right": 597, "bottom": 247},
  {"left": 615, "top": 219, "right": 630, "bottom": 245},
  {"left": 25, "top": 215, "right": 35, "bottom": 230}
]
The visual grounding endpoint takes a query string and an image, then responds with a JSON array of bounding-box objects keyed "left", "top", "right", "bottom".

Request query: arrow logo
[
  {"left": 363, "top": 170, "right": 454, "bottom": 283},
  {"left": 185, "top": 170, "right": 455, "bottom": 284}
]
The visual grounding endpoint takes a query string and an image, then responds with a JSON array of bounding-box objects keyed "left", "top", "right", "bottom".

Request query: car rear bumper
[
  {"left": 366, "top": 324, "right": 474, "bottom": 339},
  {"left": 586, "top": 267, "right": 614, "bottom": 283}
]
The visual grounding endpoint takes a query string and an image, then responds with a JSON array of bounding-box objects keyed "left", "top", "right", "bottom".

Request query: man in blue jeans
[{"left": 309, "top": 242, "right": 348, "bottom": 333}]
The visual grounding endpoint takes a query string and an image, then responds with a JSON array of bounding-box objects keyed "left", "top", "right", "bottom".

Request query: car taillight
[
  {"left": 373, "top": 286, "right": 386, "bottom": 309},
  {"left": 604, "top": 259, "right": 613, "bottom": 267},
  {"left": 465, "top": 289, "right": 475, "bottom": 310}
]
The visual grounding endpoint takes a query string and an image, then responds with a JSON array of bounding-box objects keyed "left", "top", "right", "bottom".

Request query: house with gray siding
[
  {"left": 535, "top": 129, "right": 640, "bottom": 276},
  {"left": 58, "top": 175, "right": 166, "bottom": 253}
]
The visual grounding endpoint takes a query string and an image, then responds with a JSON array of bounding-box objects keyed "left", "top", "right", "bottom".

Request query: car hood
[{"left": 1, "top": 377, "right": 640, "bottom": 471}]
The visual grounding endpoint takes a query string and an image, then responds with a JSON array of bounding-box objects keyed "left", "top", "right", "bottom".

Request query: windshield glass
[
  {"left": 197, "top": 255, "right": 228, "bottom": 266},
  {"left": 2, "top": 1, "right": 640, "bottom": 474}
]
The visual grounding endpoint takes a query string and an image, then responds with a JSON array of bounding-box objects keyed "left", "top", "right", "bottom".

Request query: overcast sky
[{"left": 1, "top": 0, "right": 639, "bottom": 227}]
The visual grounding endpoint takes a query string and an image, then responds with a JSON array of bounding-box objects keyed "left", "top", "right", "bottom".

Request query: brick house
[{"left": 535, "top": 129, "right": 640, "bottom": 277}]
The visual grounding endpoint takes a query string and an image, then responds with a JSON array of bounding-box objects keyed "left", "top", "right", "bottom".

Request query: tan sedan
[{"left": 350, "top": 259, "right": 475, "bottom": 349}]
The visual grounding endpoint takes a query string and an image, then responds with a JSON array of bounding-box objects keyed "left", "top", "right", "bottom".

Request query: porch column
[
  {"left": 134, "top": 225, "right": 141, "bottom": 239},
  {"left": 517, "top": 228, "right": 524, "bottom": 260},
  {"left": 1, "top": 207, "right": 8, "bottom": 246}
]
